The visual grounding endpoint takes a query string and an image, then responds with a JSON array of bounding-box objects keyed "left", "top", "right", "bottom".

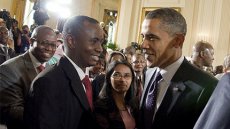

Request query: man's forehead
[
  {"left": 141, "top": 19, "right": 160, "bottom": 33},
  {"left": 141, "top": 19, "right": 151, "bottom": 30},
  {"left": 203, "top": 48, "right": 214, "bottom": 56}
]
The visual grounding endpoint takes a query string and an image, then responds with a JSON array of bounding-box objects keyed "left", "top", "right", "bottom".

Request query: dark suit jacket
[
  {"left": 94, "top": 97, "right": 138, "bottom": 129},
  {"left": 139, "top": 58, "right": 218, "bottom": 129},
  {"left": 194, "top": 73, "right": 230, "bottom": 129},
  {"left": 0, "top": 51, "right": 37, "bottom": 129},
  {"left": 24, "top": 57, "right": 97, "bottom": 129},
  {"left": 0, "top": 46, "right": 16, "bottom": 65}
]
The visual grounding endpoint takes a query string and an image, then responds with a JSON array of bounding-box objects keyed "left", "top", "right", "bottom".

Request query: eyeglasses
[
  {"left": 132, "top": 60, "right": 146, "bottom": 64},
  {"left": 111, "top": 72, "right": 132, "bottom": 80},
  {"left": 35, "top": 40, "right": 57, "bottom": 49}
]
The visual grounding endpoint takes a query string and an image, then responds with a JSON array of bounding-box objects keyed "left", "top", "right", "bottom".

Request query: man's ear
[
  {"left": 172, "top": 34, "right": 185, "bottom": 48},
  {"left": 200, "top": 51, "right": 205, "bottom": 58},
  {"left": 30, "top": 38, "right": 35, "bottom": 46},
  {"left": 66, "top": 34, "right": 75, "bottom": 49}
]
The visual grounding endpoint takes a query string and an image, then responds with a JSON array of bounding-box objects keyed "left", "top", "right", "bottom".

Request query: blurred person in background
[
  {"left": 215, "top": 55, "right": 230, "bottom": 80},
  {"left": 20, "top": 25, "right": 31, "bottom": 53},
  {"left": 131, "top": 53, "right": 146, "bottom": 100},
  {"left": 194, "top": 72, "right": 230, "bottom": 129},
  {"left": 11, "top": 19, "right": 21, "bottom": 54},
  {"left": 190, "top": 41, "right": 214, "bottom": 73},
  {"left": 0, "top": 26, "right": 16, "bottom": 65}
]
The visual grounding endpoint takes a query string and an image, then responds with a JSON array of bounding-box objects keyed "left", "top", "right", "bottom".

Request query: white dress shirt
[{"left": 64, "top": 53, "right": 88, "bottom": 92}]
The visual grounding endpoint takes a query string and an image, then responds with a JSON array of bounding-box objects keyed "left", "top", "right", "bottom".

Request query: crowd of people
[{"left": 0, "top": 8, "right": 229, "bottom": 129}]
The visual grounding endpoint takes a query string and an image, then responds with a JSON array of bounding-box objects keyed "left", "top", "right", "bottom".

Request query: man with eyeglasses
[
  {"left": 131, "top": 53, "right": 146, "bottom": 100},
  {"left": 0, "top": 25, "right": 56, "bottom": 129}
]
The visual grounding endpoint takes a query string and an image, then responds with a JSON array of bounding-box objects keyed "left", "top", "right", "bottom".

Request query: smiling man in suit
[
  {"left": 0, "top": 25, "right": 57, "bottom": 129},
  {"left": 139, "top": 8, "right": 218, "bottom": 129},
  {"left": 24, "top": 16, "right": 104, "bottom": 129}
]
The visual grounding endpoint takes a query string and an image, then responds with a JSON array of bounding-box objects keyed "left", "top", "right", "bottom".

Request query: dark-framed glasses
[
  {"left": 111, "top": 72, "right": 132, "bottom": 80},
  {"left": 36, "top": 40, "right": 57, "bottom": 49},
  {"left": 132, "top": 60, "right": 146, "bottom": 64}
]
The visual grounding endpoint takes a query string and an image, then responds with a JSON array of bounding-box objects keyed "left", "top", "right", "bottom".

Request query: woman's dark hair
[{"left": 98, "top": 60, "right": 136, "bottom": 107}]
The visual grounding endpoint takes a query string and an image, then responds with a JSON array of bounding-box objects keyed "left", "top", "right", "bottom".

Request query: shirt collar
[
  {"left": 64, "top": 53, "right": 87, "bottom": 80},
  {"left": 29, "top": 48, "right": 45, "bottom": 68},
  {"left": 159, "top": 56, "right": 184, "bottom": 84}
]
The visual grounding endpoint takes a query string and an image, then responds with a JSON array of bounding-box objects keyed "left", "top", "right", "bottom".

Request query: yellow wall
[
  {"left": 0, "top": 0, "right": 25, "bottom": 28},
  {"left": 0, "top": 0, "right": 13, "bottom": 11}
]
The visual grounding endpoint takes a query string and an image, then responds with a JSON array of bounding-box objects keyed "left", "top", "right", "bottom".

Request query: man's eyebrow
[{"left": 145, "top": 33, "right": 160, "bottom": 39}]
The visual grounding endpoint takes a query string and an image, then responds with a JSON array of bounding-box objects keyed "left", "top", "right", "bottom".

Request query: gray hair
[
  {"left": 146, "top": 8, "right": 187, "bottom": 36},
  {"left": 223, "top": 55, "right": 230, "bottom": 69}
]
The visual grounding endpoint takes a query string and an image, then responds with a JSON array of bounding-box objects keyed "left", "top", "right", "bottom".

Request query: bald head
[
  {"left": 31, "top": 25, "right": 55, "bottom": 40},
  {"left": 191, "top": 41, "right": 214, "bottom": 68},
  {"left": 192, "top": 41, "right": 213, "bottom": 53},
  {"left": 30, "top": 25, "right": 57, "bottom": 63}
]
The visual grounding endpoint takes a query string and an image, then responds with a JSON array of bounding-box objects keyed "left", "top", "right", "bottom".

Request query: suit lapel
[
  {"left": 155, "top": 59, "right": 192, "bottom": 116},
  {"left": 22, "top": 52, "right": 37, "bottom": 82},
  {"left": 156, "top": 82, "right": 186, "bottom": 116},
  {"left": 59, "top": 57, "right": 90, "bottom": 110}
]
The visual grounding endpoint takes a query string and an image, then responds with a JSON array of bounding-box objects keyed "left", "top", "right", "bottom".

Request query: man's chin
[
  {"left": 147, "top": 61, "right": 153, "bottom": 67},
  {"left": 88, "top": 61, "right": 98, "bottom": 67}
]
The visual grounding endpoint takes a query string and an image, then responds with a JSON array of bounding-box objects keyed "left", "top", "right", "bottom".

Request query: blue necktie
[{"left": 143, "top": 70, "right": 162, "bottom": 128}]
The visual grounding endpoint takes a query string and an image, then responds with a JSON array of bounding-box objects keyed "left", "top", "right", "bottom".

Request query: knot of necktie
[
  {"left": 82, "top": 75, "right": 93, "bottom": 110},
  {"left": 136, "top": 76, "right": 143, "bottom": 100},
  {"left": 37, "top": 65, "right": 45, "bottom": 73}
]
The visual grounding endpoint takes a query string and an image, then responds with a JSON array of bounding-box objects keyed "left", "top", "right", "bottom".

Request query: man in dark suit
[
  {"left": 24, "top": 16, "right": 104, "bottom": 129},
  {"left": 139, "top": 8, "right": 218, "bottom": 129},
  {"left": 0, "top": 25, "right": 57, "bottom": 129},
  {"left": 194, "top": 72, "right": 230, "bottom": 129},
  {"left": 0, "top": 26, "right": 16, "bottom": 65}
]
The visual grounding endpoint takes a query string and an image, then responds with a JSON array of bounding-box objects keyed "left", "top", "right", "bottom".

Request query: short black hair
[
  {"left": 146, "top": 8, "right": 187, "bottom": 36},
  {"left": 62, "top": 15, "right": 99, "bottom": 39}
]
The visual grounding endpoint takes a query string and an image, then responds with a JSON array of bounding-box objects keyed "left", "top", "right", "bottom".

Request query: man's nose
[
  {"left": 141, "top": 39, "right": 149, "bottom": 49},
  {"left": 46, "top": 45, "right": 54, "bottom": 51},
  {"left": 96, "top": 44, "right": 103, "bottom": 53}
]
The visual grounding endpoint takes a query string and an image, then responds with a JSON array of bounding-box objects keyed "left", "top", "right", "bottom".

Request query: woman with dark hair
[
  {"left": 92, "top": 51, "right": 126, "bottom": 100},
  {"left": 94, "top": 60, "right": 138, "bottom": 129}
]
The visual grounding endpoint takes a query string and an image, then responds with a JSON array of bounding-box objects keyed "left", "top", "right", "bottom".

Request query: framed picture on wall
[{"left": 137, "top": 7, "right": 181, "bottom": 43}]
